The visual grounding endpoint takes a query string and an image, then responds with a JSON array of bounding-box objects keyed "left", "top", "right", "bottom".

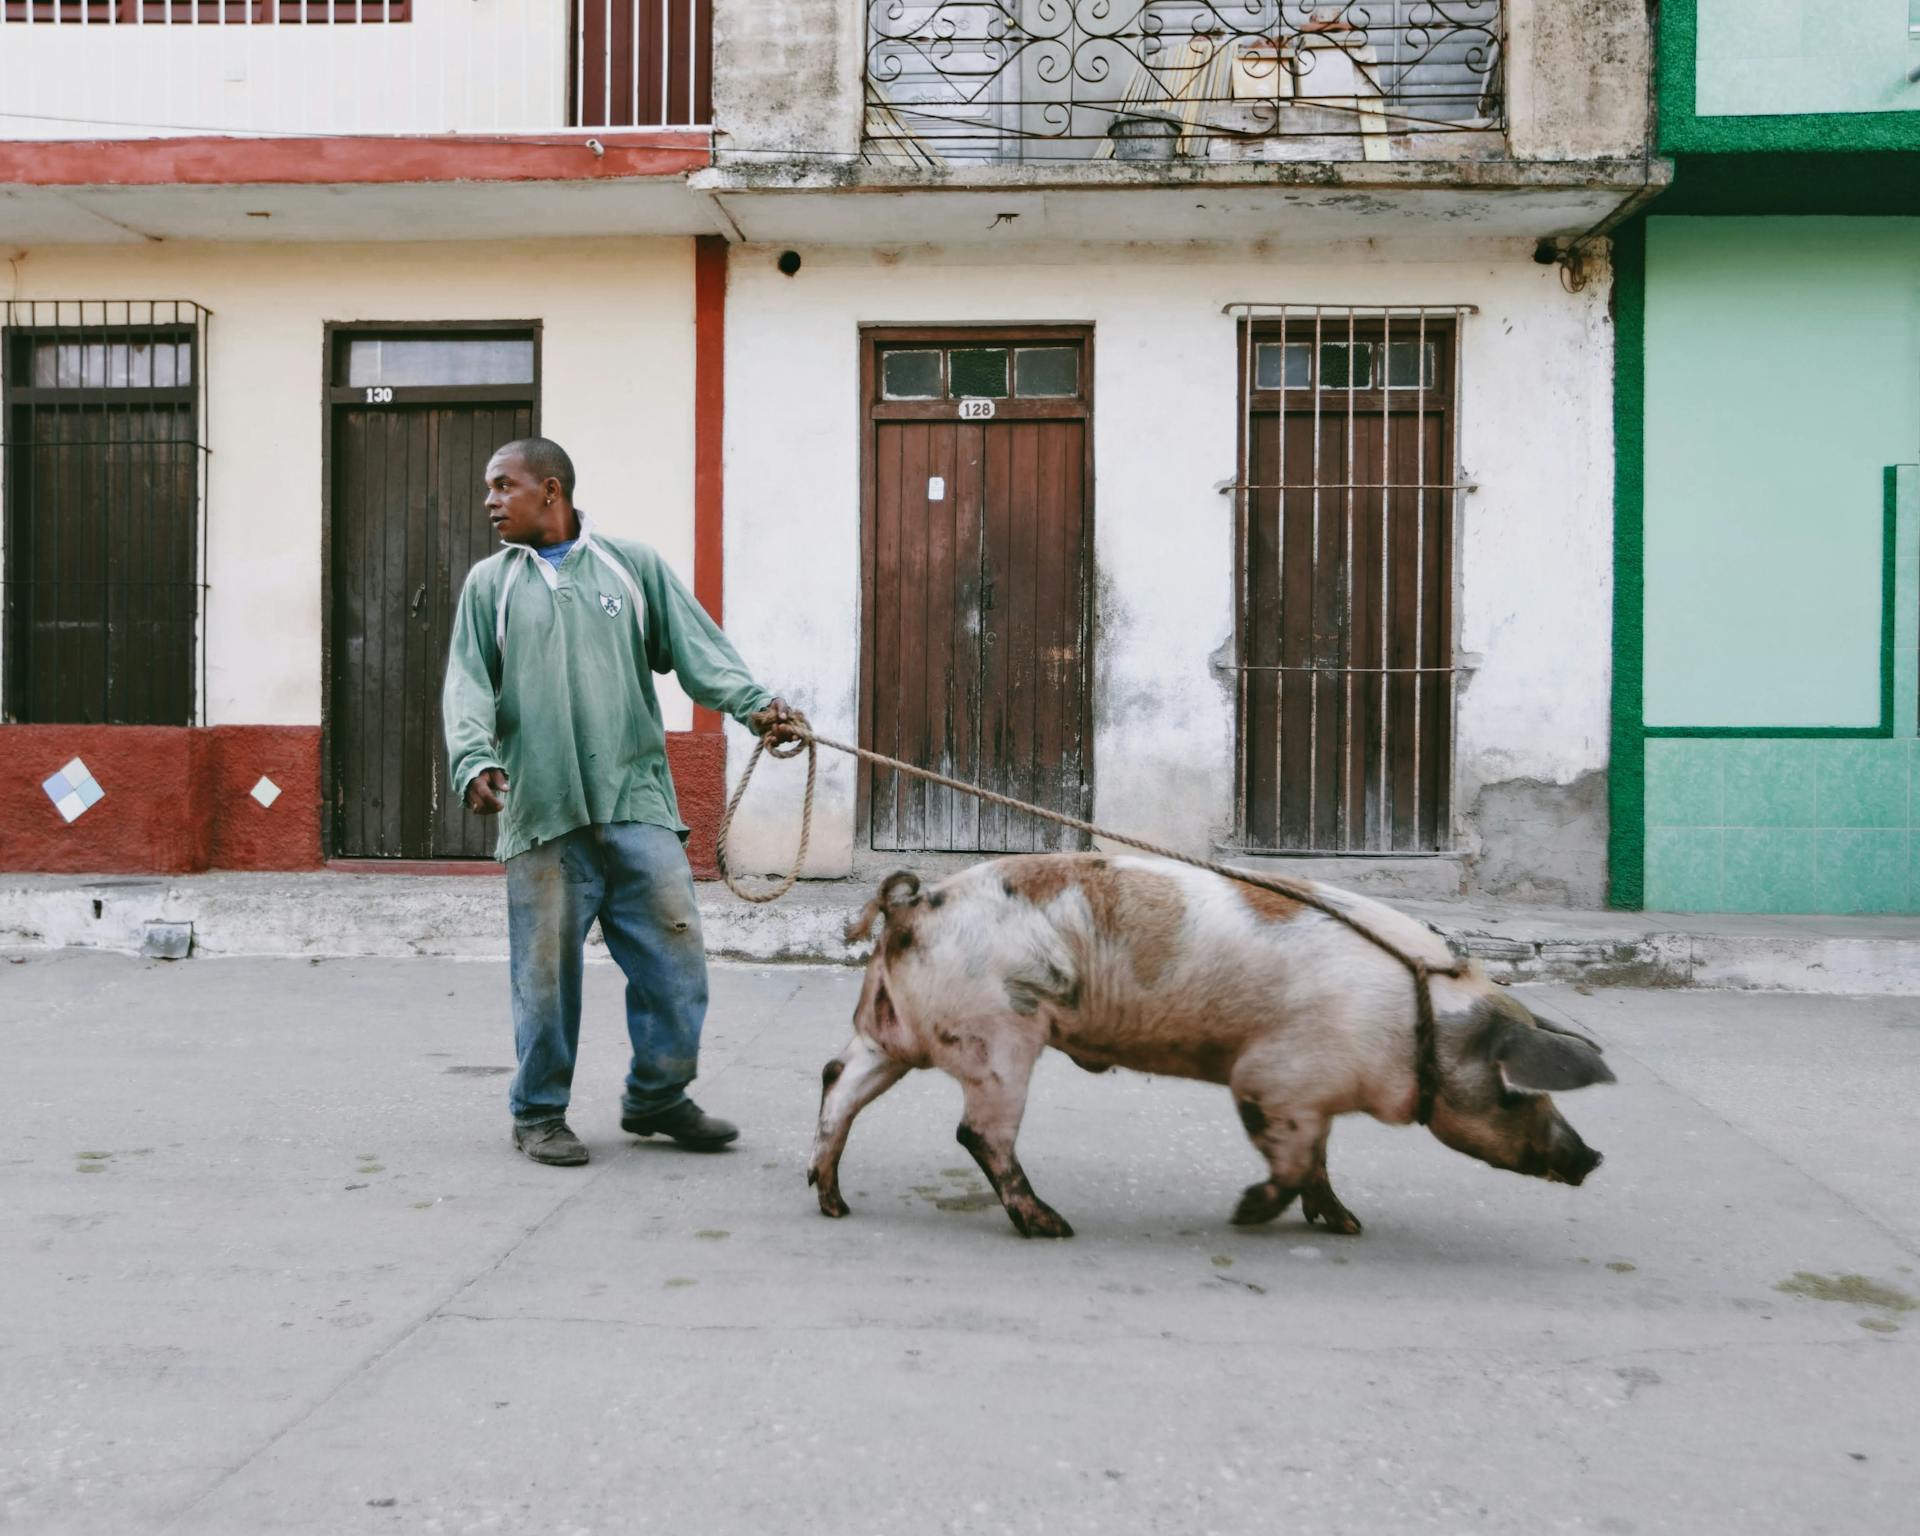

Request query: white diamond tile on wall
[
  {"left": 41, "top": 757, "right": 105, "bottom": 824},
  {"left": 250, "top": 776, "right": 282, "bottom": 809}
]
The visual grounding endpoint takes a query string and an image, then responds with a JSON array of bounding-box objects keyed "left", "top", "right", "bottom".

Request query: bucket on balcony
[{"left": 1108, "top": 115, "right": 1180, "bottom": 161}]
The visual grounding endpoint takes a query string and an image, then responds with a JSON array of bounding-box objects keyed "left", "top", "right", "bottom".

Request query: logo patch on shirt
[{"left": 599, "top": 591, "right": 624, "bottom": 619}]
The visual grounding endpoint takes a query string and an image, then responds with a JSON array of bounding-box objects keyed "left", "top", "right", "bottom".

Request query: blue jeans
[{"left": 504, "top": 821, "right": 708, "bottom": 1125}]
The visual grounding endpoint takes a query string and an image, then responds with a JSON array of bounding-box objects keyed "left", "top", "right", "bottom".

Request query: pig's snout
[
  {"left": 1526, "top": 1122, "right": 1603, "bottom": 1186},
  {"left": 1550, "top": 1141, "right": 1603, "bottom": 1187}
]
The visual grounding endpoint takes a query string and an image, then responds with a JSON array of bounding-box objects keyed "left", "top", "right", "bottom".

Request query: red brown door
[
  {"left": 326, "top": 326, "right": 538, "bottom": 859},
  {"left": 861, "top": 329, "right": 1093, "bottom": 852},
  {"left": 1238, "top": 317, "right": 1455, "bottom": 853}
]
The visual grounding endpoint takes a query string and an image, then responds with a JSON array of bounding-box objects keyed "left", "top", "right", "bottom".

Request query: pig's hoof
[
  {"left": 815, "top": 1182, "right": 851, "bottom": 1218},
  {"left": 1231, "top": 1180, "right": 1298, "bottom": 1227},
  {"left": 1301, "top": 1186, "right": 1363, "bottom": 1236},
  {"left": 1010, "top": 1202, "right": 1074, "bottom": 1239}
]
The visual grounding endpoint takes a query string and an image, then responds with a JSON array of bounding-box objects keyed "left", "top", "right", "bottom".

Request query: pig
[{"left": 809, "top": 853, "right": 1613, "bottom": 1238}]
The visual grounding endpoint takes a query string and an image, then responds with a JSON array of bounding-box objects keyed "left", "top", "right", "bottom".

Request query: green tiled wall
[{"left": 1644, "top": 740, "right": 1920, "bottom": 912}]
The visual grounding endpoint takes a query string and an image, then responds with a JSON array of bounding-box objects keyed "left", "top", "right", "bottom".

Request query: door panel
[
  {"left": 864, "top": 332, "right": 1091, "bottom": 853},
  {"left": 331, "top": 400, "right": 530, "bottom": 859}
]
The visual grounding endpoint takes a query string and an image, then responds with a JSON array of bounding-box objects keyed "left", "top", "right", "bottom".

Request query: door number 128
[{"left": 364, "top": 386, "right": 395, "bottom": 404}]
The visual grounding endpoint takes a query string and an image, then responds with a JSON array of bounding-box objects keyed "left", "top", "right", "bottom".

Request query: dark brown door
[
  {"left": 862, "top": 329, "right": 1093, "bottom": 853},
  {"left": 2, "top": 320, "right": 199, "bottom": 726},
  {"left": 1238, "top": 319, "right": 1455, "bottom": 853},
  {"left": 327, "top": 326, "right": 538, "bottom": 859}
]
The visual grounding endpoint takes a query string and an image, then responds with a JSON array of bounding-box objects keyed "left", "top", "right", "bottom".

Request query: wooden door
[
  {"left": 331, "top": 400, "right": 531, "bottom": 859},
  {"left": 3, "top": 397, "right": 197, "bottom": 726},
  {"left": 1238, "top": 319, "right": 1454, "bottom": 852},
  {"left": 862, "top": 330, "right": 1093, "bottom": 853},
  {"left": 327, "top": 324, "right": 539, "bottom": 860},
  {"left": 3, "top": 316, "right": 201, "bottom": 726}
]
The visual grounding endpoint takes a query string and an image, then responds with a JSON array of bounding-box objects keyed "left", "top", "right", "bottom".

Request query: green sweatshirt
[{"left": 441, "top": 514, "right": 771, "bottom": 863}]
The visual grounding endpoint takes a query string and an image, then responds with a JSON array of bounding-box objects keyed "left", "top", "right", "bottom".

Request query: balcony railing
[
  {"left": 0, "top": 2, "right": 710, "bottom": 140},
  {"left": 864, "top": 1, "right": 1503, "bottom": 166}
]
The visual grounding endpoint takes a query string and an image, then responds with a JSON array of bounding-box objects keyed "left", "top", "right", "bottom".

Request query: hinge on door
[{"left": 980, "top": 576, "right": 996, "bottom": 611}]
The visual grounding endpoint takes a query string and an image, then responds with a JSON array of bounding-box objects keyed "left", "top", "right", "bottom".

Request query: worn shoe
[
  {"left": 621, "top": 1099, "right": 739, "bottom": 1150},
  {"left": 512, "top": 1118, "right": 589, "bottom": 1166}
]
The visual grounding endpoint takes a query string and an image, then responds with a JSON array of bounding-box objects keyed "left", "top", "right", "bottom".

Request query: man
[{"left": 442, "top": 437, "right": 792, "bottom": 1167}]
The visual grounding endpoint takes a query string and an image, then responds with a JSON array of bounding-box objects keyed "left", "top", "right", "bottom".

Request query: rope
[{"left": 715, "top": 711, "right": 1461, "bottom": 1122}]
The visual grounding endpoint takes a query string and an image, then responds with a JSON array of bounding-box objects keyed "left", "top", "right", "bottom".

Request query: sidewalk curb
[{"left": 2, "top": 872, "right": 1917, "bottom": 994}]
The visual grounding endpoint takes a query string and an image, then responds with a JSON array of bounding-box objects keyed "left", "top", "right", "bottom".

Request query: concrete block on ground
[{"left": 140, "top": 920, "right": 193, "bottom": 960}]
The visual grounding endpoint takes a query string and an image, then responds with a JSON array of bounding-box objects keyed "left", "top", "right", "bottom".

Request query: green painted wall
[
  {"left": 1643, "top": 217, "right": 1920, "bottom": 728},
  {"left": 1697, "top": 1, "right": 1920, "bottom": 120},
  {"left": 1625, "top": 8, "right": 1920, "bottom": 912},
  {"left": 1638, "top": 470, "right": 1917, "bottom": 913},
  {"left": 1662, "top": 0, "right": 1920, "bottom": 153}
]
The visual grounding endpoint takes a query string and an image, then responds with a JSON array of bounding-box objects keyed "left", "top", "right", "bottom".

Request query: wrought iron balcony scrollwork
[{"left": 864, "top": 1, "right": 1503, "bottom": 163}]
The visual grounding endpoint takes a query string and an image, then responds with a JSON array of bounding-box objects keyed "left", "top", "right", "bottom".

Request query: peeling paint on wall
[{"left": 720, "top": 238, "right": 1616, "bottom": 898}]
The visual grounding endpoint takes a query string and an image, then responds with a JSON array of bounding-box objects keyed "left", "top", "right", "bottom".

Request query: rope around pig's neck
[{"left": 715, "top": 713, "right": 1462, "bottom": 1125}]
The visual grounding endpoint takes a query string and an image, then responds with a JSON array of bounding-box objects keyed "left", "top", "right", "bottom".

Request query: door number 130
[{"left": 364, "top": 386, "right": 395, "bottom": 404}]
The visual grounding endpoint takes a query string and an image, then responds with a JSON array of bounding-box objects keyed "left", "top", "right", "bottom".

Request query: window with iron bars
[
  {"left": 1, "top": 301, "right": 211, "bottom": 727},
  {"left": 864, "top": 1, "right": 1504, "bottom": 165},
  {"left": 1225, "top": 303, "right": 1469, "bottom": 856}
]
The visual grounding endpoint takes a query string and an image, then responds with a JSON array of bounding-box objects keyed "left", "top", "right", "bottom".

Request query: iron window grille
[
  {"left": 1223, "top": 302, "right": 1471, "bottom": 856},
  {"left": 1, "top": 300, "right": 212, "bottom": 727},
  {"left": 864, "top": 0, "right": 1503, "bottom": 165}
]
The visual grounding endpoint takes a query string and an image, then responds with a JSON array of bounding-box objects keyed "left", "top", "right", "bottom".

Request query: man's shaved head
[{"left": 494, "top": 437, "right": 576, "bottom": 500}]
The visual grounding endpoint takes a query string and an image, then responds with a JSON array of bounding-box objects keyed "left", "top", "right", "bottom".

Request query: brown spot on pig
[
  {"left": 1235, "top": 882, "right": 1304, "bottom": 923},
  {"left": 1078, "top": 863, "right": 1186, "bottom": 988},
  {"left": 999, "top": 856, "right": 1078, "bottom": 906}
]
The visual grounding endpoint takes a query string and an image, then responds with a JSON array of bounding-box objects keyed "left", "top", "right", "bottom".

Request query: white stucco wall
[
  {"left": 719, "top": 239, "right": 1616, "bottom": 883},
  {"left": 1, "top": 238, "right": 697, "bottom": 727},
  {"left": 0, "top": 3, "right": 583, "bottom": 139}
]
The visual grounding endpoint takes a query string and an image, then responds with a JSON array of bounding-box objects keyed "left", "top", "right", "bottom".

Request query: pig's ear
[
  {"left": 1490, "top": 1016, "right": 1615, "bottom": 1094},
  {"left": 844, "top": 870, "right": 923, "bottom": 945},
  {"left": 1529, "top": 1012, "right": 1604, "bottom": 1053}
]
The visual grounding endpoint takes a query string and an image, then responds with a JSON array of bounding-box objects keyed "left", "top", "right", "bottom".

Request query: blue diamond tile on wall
[{"left": 40, "top": 756, "right": 103, "bottom": 825}]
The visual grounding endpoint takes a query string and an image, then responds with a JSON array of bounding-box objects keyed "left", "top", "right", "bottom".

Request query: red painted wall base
[
  {"left": 0, "top": 725, "right": 728, "bottom": 878},
  {"left": 0, "top": 725, "right": 322, "bottom": 875}
]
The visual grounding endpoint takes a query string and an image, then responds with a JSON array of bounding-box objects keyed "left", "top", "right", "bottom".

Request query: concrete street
[{"left": 4, "top": 952, "right": 1917, "bottom": 1536}]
